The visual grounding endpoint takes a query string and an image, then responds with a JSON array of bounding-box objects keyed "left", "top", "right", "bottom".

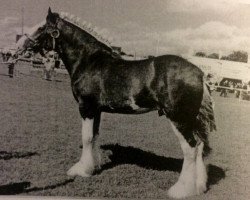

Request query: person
[
  {"left": 220, "top": 80, "right": 228, "bottom": 97},
  {"left": 205, "top": 73, "right": 215, "bottom": 94},
  {"left": 8, "top": 53, "right": 19, "bottom": 78},
  {"left": 235, "top": 82, "right": 242, "bottom": 98},
  {"left": 0, "top": 52, "right": 18, "bottom": 78},
  {"left": 42, "top": 51, "right": 56, "bottom": 81},
  {"left": 239, "top": 83, "right": 248, "bottom": 101}
]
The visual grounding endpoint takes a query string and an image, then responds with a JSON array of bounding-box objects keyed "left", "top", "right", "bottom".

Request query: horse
[{"left": 17, "top": 8, "right": 216, "bottom": 199}]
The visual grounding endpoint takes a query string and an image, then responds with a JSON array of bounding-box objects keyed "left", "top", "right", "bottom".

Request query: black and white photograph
[{"left": 0, "top": 0, "right": 249, "bottom": 199}]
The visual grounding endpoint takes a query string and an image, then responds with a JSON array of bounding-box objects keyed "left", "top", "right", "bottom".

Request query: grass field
[{"left": 0, "top": 64, "right": 249, "bottom": 199}]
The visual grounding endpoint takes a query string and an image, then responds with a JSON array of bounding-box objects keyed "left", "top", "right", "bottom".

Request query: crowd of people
[
  {"left": 219, "top": 79, "right": 250, "bottom": 100},
  {"left": 0, "top": 50, "right": 59, "bottom": 80},
  {"left": 204, "top": 74, "right": 250, "bottom": 101}
]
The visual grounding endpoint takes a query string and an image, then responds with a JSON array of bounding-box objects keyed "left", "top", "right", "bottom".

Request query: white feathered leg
[
  {"left": 67, "top": 118, "right": 95, "bottom": 177},
  {"left": 168, "top": 122, "right": 197, "bottom": 199},
  {"left": 196, "top": 142, "right": 207, "bottom": 194}
]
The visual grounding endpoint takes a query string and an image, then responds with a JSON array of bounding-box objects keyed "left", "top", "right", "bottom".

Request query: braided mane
[{"left": 59, "top": 12, "right": 113, "bottom": 49}]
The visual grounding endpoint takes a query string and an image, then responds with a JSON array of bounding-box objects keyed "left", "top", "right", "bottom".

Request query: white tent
[
  {"left": 2, "top": 43, "right": 18, "bottom": 55},
  {"left": 185, "top": 56, "right": 250, "bottom": 83}
]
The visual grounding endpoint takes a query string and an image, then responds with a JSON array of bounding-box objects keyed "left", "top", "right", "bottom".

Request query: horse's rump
[{"left": 152, "top": 55, "right": 215, "bottom": 152}]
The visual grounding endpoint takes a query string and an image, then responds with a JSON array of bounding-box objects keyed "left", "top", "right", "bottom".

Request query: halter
[{"left": 48, "top": 29, "right": 60, "bottom": 50}]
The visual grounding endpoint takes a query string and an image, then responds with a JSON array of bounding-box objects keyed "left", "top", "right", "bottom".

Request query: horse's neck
[
  {"left": 57, "top": 25, "right": 112, "bottom": 77},
  {"left": 57, "top": 36, "right": 95, "bottom": 76},
  {"left": 57, "top": 44, "right": 82, "bottom": 76}
]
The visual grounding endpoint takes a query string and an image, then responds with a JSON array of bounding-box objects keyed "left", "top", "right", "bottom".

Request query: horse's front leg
[{"left": 67, "top": 106, "right": 101, "bottom": 177}]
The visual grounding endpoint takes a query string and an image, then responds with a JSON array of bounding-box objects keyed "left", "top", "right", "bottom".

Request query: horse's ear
[
  {"left": 47, "top": 7, "right": 60, "bottom": 24},
  {"left": 48, "top": 7, "right": 52, "bottom": 16},
  {"left": 47, "top": 7, "right": 54, "bottom": 23}
]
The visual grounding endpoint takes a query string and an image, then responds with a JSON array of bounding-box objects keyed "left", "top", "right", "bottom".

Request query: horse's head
[{"left": 17, "top": 8, "right": 61, "bottom": 56}]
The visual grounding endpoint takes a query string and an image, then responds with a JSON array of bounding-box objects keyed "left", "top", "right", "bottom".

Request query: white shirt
[{"left": 43, "top": 55, "right": 55, "bottom": 71}]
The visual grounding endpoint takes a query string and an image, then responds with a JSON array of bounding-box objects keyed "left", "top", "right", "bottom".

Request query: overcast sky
[{"left": 1, "top": 0, "right": 250, "bottom": 56}]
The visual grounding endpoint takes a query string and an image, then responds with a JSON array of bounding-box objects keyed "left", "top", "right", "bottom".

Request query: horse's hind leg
[
  {"left": 168, "top": 122, "right": 207, "bottom": 198},
  {"left": 67, "top": 113, "right": 101, "bottom": 177},
  {"left": 196, "top": 141, "right": 207, "bottom": 194}
]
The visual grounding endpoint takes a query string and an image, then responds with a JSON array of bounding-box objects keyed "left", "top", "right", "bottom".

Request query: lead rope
[{"left": 53, "top": 37, "right": 56, "bottom": 50}]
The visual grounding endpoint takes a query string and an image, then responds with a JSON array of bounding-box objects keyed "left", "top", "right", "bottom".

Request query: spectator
[
  {"left": 239, "top": 83, "right": 248, "bottom": 101},
  {"left": 220, "top": 80, "right": 228, "bottom": 97},
  {"left": 235, "top": 82, "right": 242, "bottom": 98},
  {"left": 7, "top": 53, "right": 18, "bottom": 78},
  {"left": 205, "top": 73, "right": 215, "bottom": 94},
  {"left": 42, "top": 51, "right": 56, "bottom": 81}
]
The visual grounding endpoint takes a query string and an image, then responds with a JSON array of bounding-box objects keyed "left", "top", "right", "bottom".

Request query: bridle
[
  {"left": 23, "top": 26, "right": 60, "bottom": 55},
  {"left": 50, "top": 29, "right": 60, "bottom": 50},
  {"left": 46, "top": 22, "right": 60, "bottom": 50},
  {"left": 15, "top": 20, "right": 61, "bottom": 60}
]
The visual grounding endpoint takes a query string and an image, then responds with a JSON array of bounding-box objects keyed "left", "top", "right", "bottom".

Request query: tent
[{"left": 185, "top": 56, "right": 250, "bottom": 83}]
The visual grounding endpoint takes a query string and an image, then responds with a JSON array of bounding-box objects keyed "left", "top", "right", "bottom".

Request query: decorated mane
[{"left": 59, "top": 12, "right": 113, "bottom": 49}]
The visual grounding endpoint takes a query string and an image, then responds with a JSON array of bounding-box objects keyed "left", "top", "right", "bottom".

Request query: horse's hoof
[
  {"left": 167, "top": 182, "right": 196, "bottom": 199},
  {"left": 196, "top": 182, "right": 207, "bottom": 195},
  {"left": 67, "top": 162, "right": 93, "bottom": 177}
]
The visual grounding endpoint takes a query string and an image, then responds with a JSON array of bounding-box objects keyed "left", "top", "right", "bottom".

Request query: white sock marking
[
  {"left": 67, "top": 118, "right": 95, "bottom": 177},
  {"left": 196, "top": 142, "right": 207, "bottom": 194},
  {"left": 168, "top": 122, "right": 198, "bottom": 198}
]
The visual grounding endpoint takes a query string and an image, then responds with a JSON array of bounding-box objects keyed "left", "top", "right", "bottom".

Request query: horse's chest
[{"left": 74, "top": 73, "right": 101, "bottom": 96}]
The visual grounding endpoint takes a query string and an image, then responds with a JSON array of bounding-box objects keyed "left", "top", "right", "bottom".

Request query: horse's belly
[
  {"left": 100, "top": 91, "right": 158, "bottom": 114},
  {"left": 100, "top": 105, "right": 157, "bottom": 114}
]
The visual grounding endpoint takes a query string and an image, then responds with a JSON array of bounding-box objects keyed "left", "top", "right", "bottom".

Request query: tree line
[{"left": 194, "top": 50, "right": 248, "bottom": 63}]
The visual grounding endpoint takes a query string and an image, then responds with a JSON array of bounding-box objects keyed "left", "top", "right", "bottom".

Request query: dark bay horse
[{"left": 17, "top": 8, "right": 216, "bottom": 198}]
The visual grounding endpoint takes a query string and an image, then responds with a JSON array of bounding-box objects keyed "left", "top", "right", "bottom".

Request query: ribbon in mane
[{"left": 59, "top": 12, "right": 113, "bottom": 48}]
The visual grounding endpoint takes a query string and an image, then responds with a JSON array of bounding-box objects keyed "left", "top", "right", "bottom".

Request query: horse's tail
[{"left": 195, "top": 81, "right": 216, "bottom": 156}]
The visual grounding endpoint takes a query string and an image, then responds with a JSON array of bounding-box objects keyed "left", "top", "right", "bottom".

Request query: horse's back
[{"left": 74, "top": 53, "right": 204, "bottom": 119}]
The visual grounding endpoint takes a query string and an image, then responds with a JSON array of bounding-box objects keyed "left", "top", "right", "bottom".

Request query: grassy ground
[{"left": 0, "top": 64, "right": 249, "bottom": 199}]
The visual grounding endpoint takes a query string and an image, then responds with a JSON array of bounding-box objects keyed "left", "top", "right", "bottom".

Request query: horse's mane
[
  {"left": 59, "top": 12, "right": 113, "bottom": 51},
  {"left": 58, "top": 12, "right": 149, "bottom": 62}
]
